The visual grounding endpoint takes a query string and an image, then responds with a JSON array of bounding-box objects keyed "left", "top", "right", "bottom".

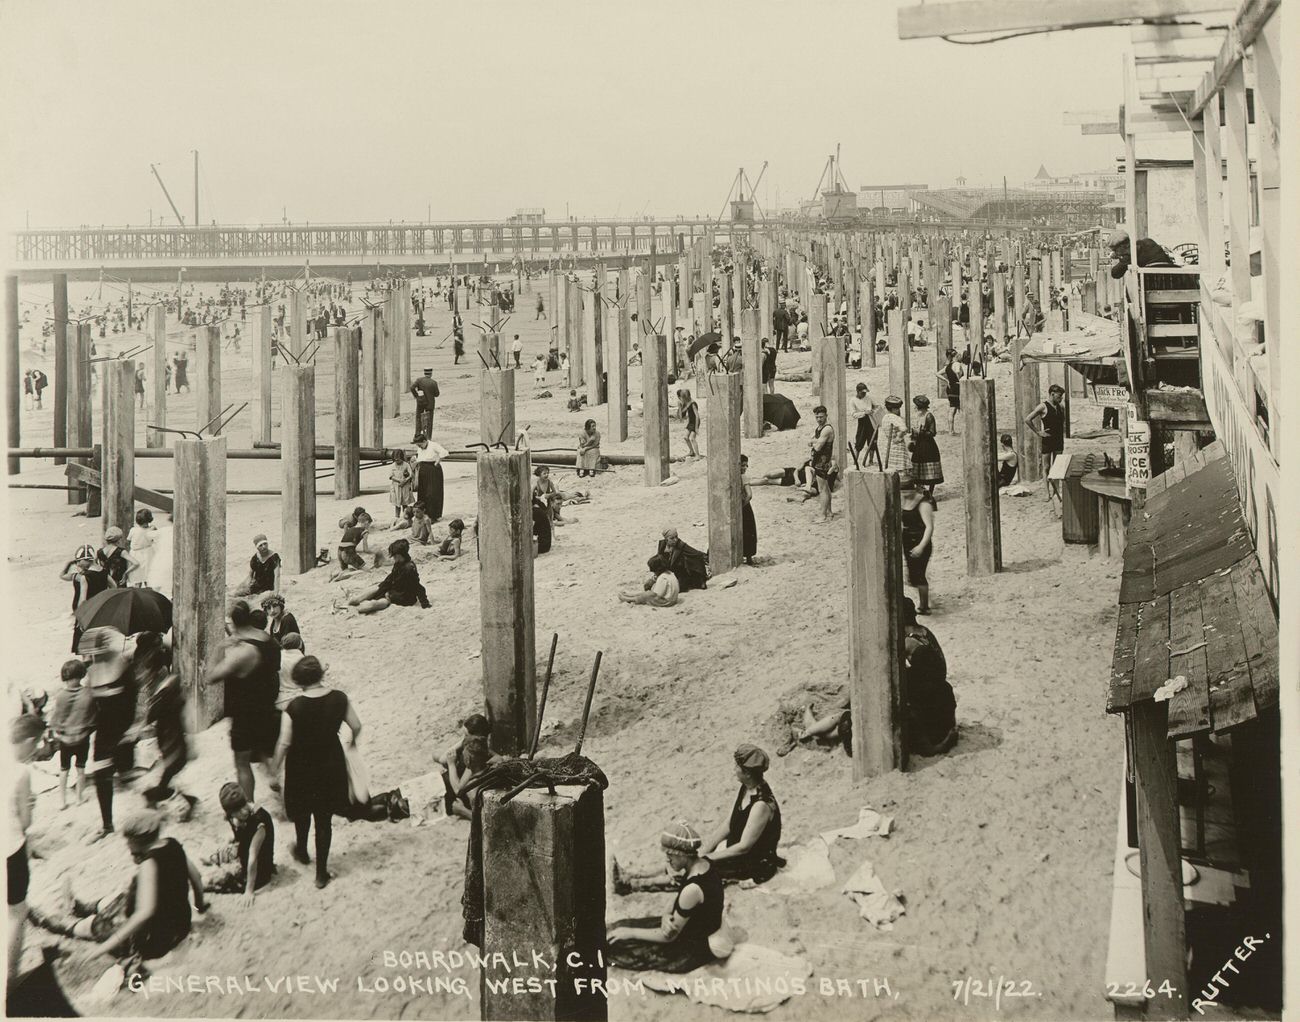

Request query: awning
[
  {"left": 1107, "top": 442, "right": 1279, "bottom": 739},
  {"left": 1019, "top": 312, "right": 1123, "bottom": 367}
]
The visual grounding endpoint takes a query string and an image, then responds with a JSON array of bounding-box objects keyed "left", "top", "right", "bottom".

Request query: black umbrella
[
  {"left": 762, "top": 392, "right": 801, "bottom": 431},
  {"left": 74, "top": 587, "right": 172, "bottom": 635},
  {"left": 687, "top": 332, "right": 722, "bottom": 360}
]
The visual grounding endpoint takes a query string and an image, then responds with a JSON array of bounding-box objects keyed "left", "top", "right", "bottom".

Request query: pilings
[
  {"left": 195, "top": 325, "right": 222, "bottom": 433},
  {"left": 480, "top": 368, "right": 516, "bottom": 448},
  {"left": 740, "top": 309, "right": 763, "bottom": 439},
  {"left": 288, "top": 287, "right": 306, "bottom": 359},
  {"left": 4, "top": 274, "right": 16, "bottom": 475},
  {"left": 52, "top": 274, "right": 68, "bottom": 464},
  {"left": 961, "top": 378, "right": 1002, "bottom": 576},
  {"left": 148, "top": 305, "right": 169, "bottom": 448},
  {"left": 476, "top": 450, "right": 537, "bottom": 757},
  {"left": 479, "top": 785, "right": 608, "bottom": 1022},
  {"left": 585, "top": 267, "right": 603, "bottom": 407},
  {"left": 814, "top": 336, "right": 847, "bottom": 474},
  {"left": 705, "top": 373, "right": 743, "bottom": 576},
  {"left": 933, "top": 296, "right": 952, "bottom": 375},
  {"left": 887, "top": 309, "right": 910, "bottom": 427},
  {"left": 569, "top": 279, "right": 585, "bottom": 388},
  {"left": 361, "top": 307, "right": 383, "bottom": 448},
  {"left": 642, "top": 334, "right": 670, "bottom": 486},
  {"left": 609, "top": 269, "right": 629, "bottom": 443},
  {"left": 861, "top": 276, "right": 876, "bottom": 368},
  {"left": 174, "top": 435, "right": 227, "bottom": 730},
  {"left": 846, "top": 470, "right": 905, "bottom": 778},
  {"left": 102, "top": 361, "right": 136, "bottom": 531},
  {"left": 1012, "top": 332, "right": 1042, "bottom": 484},
  {"left": 333, "top": 327, "right": 360, "bottom": 500},
  {"left": 67, "top": 324, "right": 92, "bottom": 505},
  {"left": 281, "top": 365, "right": 317, "bottom": 575}
]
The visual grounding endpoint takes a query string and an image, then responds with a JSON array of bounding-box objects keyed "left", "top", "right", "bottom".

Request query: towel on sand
[
  {"left": 820, "top": 807, "right": 894, "bottom": 844},
  {"left": 640, "top": 944, "right": 813, "bottom": 1013},
  {"left": 756, "top": 838, "right": 835, "bottom": 895},
  {"left": 842, "top": 861, "right": 906, "bottom": 931}
]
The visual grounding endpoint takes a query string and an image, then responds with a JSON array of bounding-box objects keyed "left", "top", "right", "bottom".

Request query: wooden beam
[
  {"left": 1134, "top": 38, "right": 1223, "bottom": 61},
  {"left": 1063, "top": 108, "right": 1118, "bottom": 125},
  {"left": 1253, "top": 11, "right": 1280, "bottom": 459},
  {"left": 1082, "top": 122, "right": 1123, "bottom": 135},
  {"left": 101, "top": 361, "right": 135, "bottom": 532},
  {"left": 1190, "top": 0, "right": 1280, "bottom": 115},
  {"left": 1129, "top": 700, "right": 1190, "bottom": 1018},
  {"left": 1130, "top": 23, "right": 1229, "bottom": 42},
  {"left": 1136, "top": 61, "right": 1209, "bottom": 80},
  {"left": 64, "top": 460, "right": 172, "bottom": 514},
  {"left": 897, "top": 0, "right": 1236, "bottom": 40},
  {"left": 1223, "top": 64, "right": 1252, "bottom": 307},
  {"left": 281, "top": 365, "right": 316, "bottom": 575},
  {"left": 961, "top": 378, "right": 1002, "bottom": 575},
  {"left": 642, "top": 334, "right": 669, "bottom": 485},
  {"left": 174, "top": 435, "right": 226, "bottom": 729}
]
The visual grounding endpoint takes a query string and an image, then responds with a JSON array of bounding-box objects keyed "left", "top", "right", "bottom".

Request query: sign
[
  {"left": 1089, "top": 383, "right": 1130, "bottom": 407},
  {"left": 1125, "top": 410, "right": 1150, "bottom": 492}
]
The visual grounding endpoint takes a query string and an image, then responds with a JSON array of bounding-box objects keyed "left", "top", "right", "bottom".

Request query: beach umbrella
[
  {"left": 74, "top": 587, "right": 172, "bottom": 635},
  {"left": 687, "top": 332, "right": 723, "bottom": 360},
  {"left": 762, "top": 393, "right": 801, "bottom": 431}
]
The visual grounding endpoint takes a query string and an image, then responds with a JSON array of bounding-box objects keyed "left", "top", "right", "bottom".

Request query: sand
[{"left": 7, "top": 273, "right": 1125, "bottom": 1019}]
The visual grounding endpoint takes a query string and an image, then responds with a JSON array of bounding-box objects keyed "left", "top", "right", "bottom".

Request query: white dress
[
  {"left": 126, "top": 525, "right": 155, "bottom": 586},
  {"left": 147, "top": 525, "right": 174, "bottom": 597}
]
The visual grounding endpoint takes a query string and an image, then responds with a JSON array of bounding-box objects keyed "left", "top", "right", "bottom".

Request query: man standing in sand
[
  {"left": 409, "top": 369, "right": 440, "bottom": 442},
  {"left": 1024, "top": 384, "right": 1067, "bottom": 501}
]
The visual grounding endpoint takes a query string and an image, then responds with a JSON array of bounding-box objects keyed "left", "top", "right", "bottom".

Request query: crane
[{"left": 150, "top": 163, "right": 186, "bottom": 227}]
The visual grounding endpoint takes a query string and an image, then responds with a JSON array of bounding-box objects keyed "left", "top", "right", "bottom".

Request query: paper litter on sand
[
  {"left": 639, "top": 944, "right": 813, "bottom": 1013},
  {"left": 820, "top": 807, "right": 894, "bottom": 844},
  {"left": 842, "top": 861, "right": 906, "bottom": 931},
  {"left": 755, "top": 838, "right": 836, "bottom": 895},
  {"left": 395, "top": 770, "right": 453, "bottom": 827}
]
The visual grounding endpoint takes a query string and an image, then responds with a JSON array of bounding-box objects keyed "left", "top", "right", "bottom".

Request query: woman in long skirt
[
  {"left": 576, "top": 420, "right": 601, "bottom": 478},
  {"left": 740, "top": 455, "right": 757, "bottom": 566},
  {"left": 910, "top": 395, "right": 944, "bottom": 498},
  {"left": 413, "top": 435, "right": 448, "bottom": 522}
]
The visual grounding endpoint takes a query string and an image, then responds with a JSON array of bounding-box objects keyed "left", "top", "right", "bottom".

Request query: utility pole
[{"left": 193, "top": 150, "right": 199, "bottom": 227}]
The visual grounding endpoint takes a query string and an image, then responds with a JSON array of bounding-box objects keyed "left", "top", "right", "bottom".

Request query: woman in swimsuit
[{"left": 606, "top": 823, "right": 728, "bottom": 973}]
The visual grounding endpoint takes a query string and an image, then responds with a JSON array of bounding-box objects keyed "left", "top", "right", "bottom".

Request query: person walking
[{"left": 271, "top": 656, "right": 359, "bottom": 889}]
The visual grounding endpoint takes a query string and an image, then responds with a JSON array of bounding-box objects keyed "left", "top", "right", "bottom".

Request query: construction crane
[
  {"left": 714, "top": 162, "right": 769, "bottom": 223},
  {"left": 150, "top": 163, "right": 186, "bottom": 227}
]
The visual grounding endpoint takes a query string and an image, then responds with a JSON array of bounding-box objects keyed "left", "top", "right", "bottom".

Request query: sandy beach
[{"left": 4, "top": 274, "right": 1131, "bottom": 1020}]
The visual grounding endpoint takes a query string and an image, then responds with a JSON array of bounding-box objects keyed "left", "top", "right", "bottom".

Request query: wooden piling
[
  {"left": 861, "top": 276, "right": 876, "bottom": 368},
  {"left": 4, "top": 274, "right": 16, "bottom": 475},
  {"left": 1012, "top": 335, "right": 1043, "bottom": 484},
  {"left": 705, "top": 373, "right": 743, "bottom": 576},
  {"left": 480, "top": 368, "right": 516, "bottom": 448},
  {"left": 609, "top": 270, "right": 629, "bottom": 443},
  {"left": 816, "top": 334, "right": 847, "bottom": 474},
  {"left": 479, "top": 785, "right": 608, "bottom": 1022},
  {"left": 288, "top": 287, "right": 306, "bottom": 359},
  {"left": 642, "top": 334, "right": 670, "bottom": 486},
  {"left": 961, "top": 378, "right": 1002, "bottom": 575},
  {"left": 67, "top": 324, "right": 92, "bottom": 505},
  {"left": 360, "top": 307, "right": 383, "bottom": 447},
  {"left": 740, "top": 309, "right": 762, "bottom": 438},
  {"left": 846, "top": 470, "right": 905, "bottom": 778},
  {"left": 933, "top": 296, "right": 952, "bottom": 375},
  {"left": 992, "top": 271, "right": 1007, "bottom": 347},
  {"left": 195, "top": 325, "right": 222, "bottom": 434},
  {"left": 52, "top": 274, "right": 68, "bottom": 465},
  {"left": 281, "top": 365, "right": 316, "bottom": 575},
  {"left": 569, "top": 280, "right": 585, "bottom": 388},
  {"left": 174, "top": 435, "right": 226, "bottom": 729},
  {"left": 585, "top": 267, "right": 603, "bottom": 407},
  {"left": 148, "top": 305, "right": 169, "bottom": 448},
  {"left": 102, "top": 361, "right": 135, "bottom": 531},
  {"left": 476, "top": 450, "right": 537, "bottom": 756},
  {"left": 333, "top": 327, "right": 360, "bottom": 500},
  {"left": 887, "top": 309, "right": 910, "bottom": 427}
]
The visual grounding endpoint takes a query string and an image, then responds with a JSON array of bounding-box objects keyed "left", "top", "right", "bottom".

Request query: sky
[{"left": 0, "top": 0, "right": 1137, "bottom": 231}]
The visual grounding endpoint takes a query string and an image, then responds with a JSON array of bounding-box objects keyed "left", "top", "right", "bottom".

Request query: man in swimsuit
[
  {"left": 203, "top": 600, "right": 282, "bottom": 802},
  {"left": 1024, "top": 384, "right": 1067, "bottom": 503},
  {"left": 809, "top": 405, "right": 837, "bottom": 524}
]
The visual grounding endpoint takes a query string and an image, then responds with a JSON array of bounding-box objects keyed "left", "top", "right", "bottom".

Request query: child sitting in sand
[
  {"left": 333, "top": 511, "right": 373, "bottom": 576},
  {"left": 566, "top": 389, "right": 585, "bottom": 412},
  {"left": 436, "top": 715, "right": 502, "bottom": 820},
  {"left": 199, "top": 783, "right": 275, "bottom": 903},
  {"left": 410, "top": 504, "right": 433, "bottom": 545},
  {"left": 435, "top": 519, "right": 465, "bottom": 561}
]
